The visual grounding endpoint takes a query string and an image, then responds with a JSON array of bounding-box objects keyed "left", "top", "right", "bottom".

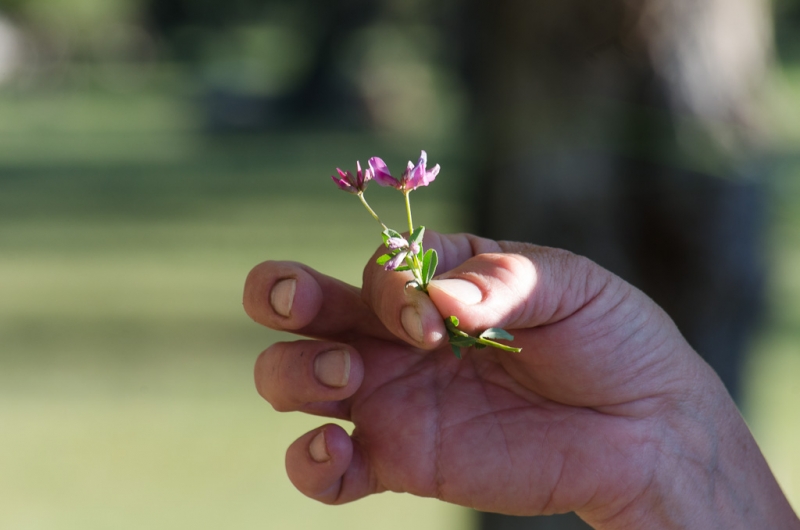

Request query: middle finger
[{"left": 255, "top": 340, "right": 365, "bottom": 421}]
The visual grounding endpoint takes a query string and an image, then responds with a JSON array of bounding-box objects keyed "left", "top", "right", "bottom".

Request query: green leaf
[
  {"left": 376, "top": 254, "right": 392, "bottom": 266},
  {"left": 414, "top": 263, "right": 423, "bottom": 278},
  {"left": 394, "top": 265, "right": 410, "bottom": 272},
  {"left": 448, "top": 335, "right": 477, "bottom": 348},
  {"left": 382, "top": 228, "right": 403, "bottom": 246},
  {"left": 479, "top": 328, "right": 515, "bottom": 341},
  {"left": 421, "top": 249, "right": 438, "bottom": 285},
  {"left": 421, "top": 249, "right": 431, "bottom": 284},
  {"left": 409, "top": 226, "right": 425, "bottom": 247},
  {"left": 443, "top": 316, "right": 521, "bottom": 356}
]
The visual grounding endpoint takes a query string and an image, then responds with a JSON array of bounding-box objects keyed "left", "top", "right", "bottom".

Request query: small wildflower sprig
[{"left": 331, "top": 151, "right": 521, "bottom": 359}]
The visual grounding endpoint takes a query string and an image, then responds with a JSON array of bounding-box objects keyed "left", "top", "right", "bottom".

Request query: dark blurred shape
[
  {"left": 144, "top": 0, "right": 376, "bottom": 131},
  {"left": 459, "top": 0, "right": 771, "bottom": 409},
  {"left": 774, "top": 0, "right": 800, "bottom": 62},
  {"left": 482, "top": 512, "right": 587, "bottom": 530},
  {"left": 454, "top": 0, "right": 772, "bottom": 528}
]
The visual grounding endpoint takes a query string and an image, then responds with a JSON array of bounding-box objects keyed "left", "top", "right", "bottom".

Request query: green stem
[
  {"left": 358, "top": 192, "right": 387, "bottom": 229},
  {"left": 475, "top": 337, "right": 522, "bottom": 353},
  {"left": 404, "top": 253, "right": 427, "bottom": 293},
  {"left": 403, "top": 190, "right": 414, "bottom": 233},
  {"left": 444, "top": 318, "right": 522, "bottom": 354}
]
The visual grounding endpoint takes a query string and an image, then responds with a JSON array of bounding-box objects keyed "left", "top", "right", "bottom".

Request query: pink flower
[
  {"left": 382, "top": 237, "right": 420, "bottom": 270},
  {"left": 331, "top": 161, "right": 372, "bottom": 194},
  {"left": 370, "top": 151, "right": 440, "bottom": 192},
  {"left": 384, "top": 251, "right": 408, "bottom": 271},
  {"left": 404, "top": 150, "right": 440, "bottom": 190},
  {"left": 368, "top": 157, "right": 395, "bottom": 187},
  {"left": 386, "top": 237, "right": 408, "bottom": 250}
]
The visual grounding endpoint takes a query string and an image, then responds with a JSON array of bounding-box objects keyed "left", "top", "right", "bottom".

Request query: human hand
[{"left": 244, "top": 232, "right": 798, "bottom": 529}]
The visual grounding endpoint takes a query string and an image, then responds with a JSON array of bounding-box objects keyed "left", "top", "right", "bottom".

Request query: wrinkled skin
[{"left": 244, "top": 232, "right": 797, "bottom": 529}]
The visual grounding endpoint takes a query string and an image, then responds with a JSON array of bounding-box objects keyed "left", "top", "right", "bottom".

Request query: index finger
[
  {"left": 360, "top": 231, "right": 503, "bottom": 349},
  {"left": 243, "top": 260, "right": 396, "bottom": 343}
]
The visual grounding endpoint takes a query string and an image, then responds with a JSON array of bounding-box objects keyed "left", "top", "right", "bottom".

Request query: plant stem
[
  {"left": 444, "top": 317, "right": 522, "bottom": 354},
  {"left": 476, "top": 337, "right": 522, "bottom": 353},
  {"left": 406, "top": 253, "right": 427, "bottom": 292},
  {"left": 358, "top": 192, "right": 387, "bottom": 229},
  {"left": 403, "top": 190, "right": 414, "bottom": 233}
]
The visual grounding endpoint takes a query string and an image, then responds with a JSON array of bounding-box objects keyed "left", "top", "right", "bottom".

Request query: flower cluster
[
  {"left": 331, "top": 150, "right": 441, "bottom": 274},
  {"left": 331, "top": 151, "right": 439, "bottom": 196},
  {"left": 369, "top": 151, "right": 440, "bottom": 192},
  {"left": 330, "top": 150, "right": 520, "bottom": 358},
  {"left": 384, "top": 236, "right": 420, "bottom": 271},
  {"left": 331, "top": 161, "right": 371, "bottom": 194}
]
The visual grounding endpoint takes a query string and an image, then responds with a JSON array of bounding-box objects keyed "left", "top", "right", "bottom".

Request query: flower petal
[
  {"left": 355, "top": 161, "right": 369, "bottom": 190},
  {"left": 369, "top": 157, "right": 398, "bottom": 188},
  {"left": 407, "top": 151, "right": 439, "bottom": 189},
  {"left": 422, "top": 163, "right": 440, "bottom": 186},
  {"left": 386, "top": 237, "right": 409, "bottom": 250},
  {"left": 384, "top": 251, "right": 408, "bottom": 270},
  {"left": 331, "top": 174, "right": 356, "bottom": 193},
  {"left": 406, "top": 159, "right": 427, "bottom": 190}
]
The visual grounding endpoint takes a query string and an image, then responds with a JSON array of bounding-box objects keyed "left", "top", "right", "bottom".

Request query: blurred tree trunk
[{"left": 454, "top": 0, "right": 773, "bottom": 528}]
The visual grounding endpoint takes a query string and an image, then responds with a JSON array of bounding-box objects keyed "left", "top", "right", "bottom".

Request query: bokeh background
[{"left": 0, "top": 1, "right": 798, "bottom": 529}]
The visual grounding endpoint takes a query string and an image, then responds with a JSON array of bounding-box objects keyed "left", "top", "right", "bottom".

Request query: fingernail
[
  {"left": 314, "top": 350, "right": 350, "bottom": 388},
  {"left": 429, "top": 279, "right": 483, "bottom": 305},
  {"left": 401, "top": 306, "right": 424, "bottom": 343},
  {"left": 270, "top": 278, "right": 296, "bottom": 317},
  {"left": 309, "top": 430, "right": 330, "bottom": 463}
]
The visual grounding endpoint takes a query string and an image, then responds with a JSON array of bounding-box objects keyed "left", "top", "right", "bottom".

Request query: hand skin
[{"left": 243, "top": 232, "right": 800, "bottom": 529}]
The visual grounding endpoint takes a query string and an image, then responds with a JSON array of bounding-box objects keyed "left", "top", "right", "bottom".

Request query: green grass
[
  {"left": 1, "top": 82, "right": 799, "bottom": 529},
  {"left": 0, "top": 200, "right": 472, "bottom": 529},
  {"left": 0, "top": 91, "right": 472, "bottom": 529}
]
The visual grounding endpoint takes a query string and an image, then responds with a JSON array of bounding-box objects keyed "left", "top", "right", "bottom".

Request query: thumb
[
  {"left": 426, "top": 243, "right": 613, "bottom": 334},
  {"left": 427, "top": 241, "right": 700, "bottom": 409}
]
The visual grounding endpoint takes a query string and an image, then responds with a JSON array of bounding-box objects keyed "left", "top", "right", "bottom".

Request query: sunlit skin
[{"left": 244, "top": 232, "right": 800, "bottom": 530}]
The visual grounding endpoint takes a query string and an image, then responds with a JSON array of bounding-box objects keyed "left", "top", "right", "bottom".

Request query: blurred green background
[{"left": 0, "top": 1, "right": 799, "bottom": 528}]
